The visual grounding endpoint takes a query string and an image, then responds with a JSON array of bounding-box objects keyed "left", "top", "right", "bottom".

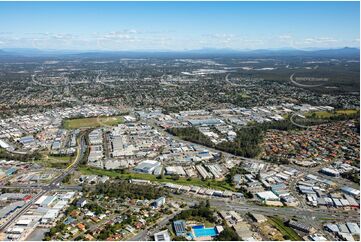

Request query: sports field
[
  {"left": 63, "top": 116, "right": 123, "bottom": 129},
  {"left": 305, "top": 109, "right": 358, "bottom": 119}
]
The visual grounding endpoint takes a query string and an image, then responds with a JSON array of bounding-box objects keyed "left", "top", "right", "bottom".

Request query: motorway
[
  {"left": 290, "top": 73, "right": 324, "bottom": 88},
  {"left": 175, "top": 194, "right": 359, "bottom": 221},
  {"left": 172, "top": 193, "right": 360, "bottom": 231},
  {"left": 125, "top": 192, "right": 359, "bottom": 240},
  {"left": 290, "top": 112, "right": 311, "bottom": 129},
  {"left": 0, "top": 185, "right": 82, "bottom": 191},
  {"left": 0, "top": 132, "right": 87, "bottom": 232}
]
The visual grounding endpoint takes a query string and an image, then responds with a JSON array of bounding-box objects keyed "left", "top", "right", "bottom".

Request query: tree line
[
  {"left": 167, "top": 126, "right": 263, "bottom": 158},
  {"left": 83, "top": 180, "right": 166, "bottom": 201},
  {"left": 173, "top": 200, "right": 216, "bottom": 223},
  {"left": 0, "top": 148, "right": 42, "bottom": 162}
]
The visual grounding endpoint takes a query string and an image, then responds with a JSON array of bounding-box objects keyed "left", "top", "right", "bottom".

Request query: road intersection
[{"left": 0, "top": 132, "right": 87, "bottom": 232}]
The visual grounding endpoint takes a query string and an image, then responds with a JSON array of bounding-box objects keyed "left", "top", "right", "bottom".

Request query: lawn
[
  {"left": 63, "top": 116, "right": 123, "bottom": 129},
  {"left": 268, "top": 216, "right": 303, "bottom": 241},
  {"left": 79, "top": 167, "right": 236, "bottom": 191},
  {"left": 305, "top": 109, "right": 358, "bottom": 119}
]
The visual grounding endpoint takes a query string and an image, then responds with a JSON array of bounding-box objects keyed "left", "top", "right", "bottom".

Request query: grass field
[
  {"left": 79, "top": 166, "right": 235, "bottom": 191},
  {"left": 305, "top": 109, "right": 359, "bottom": 119},
  {"left": 63, "top": 116, "right": 123, "bottom": 129},
  {"left": 36, "top": 155, "right": 72, "bottom": 169},
  {"left": 268, "top": 216, "right": 303, "bottom": 241},
  {"left": 239, "top": 92, "right": 251, "bottom": 99}
]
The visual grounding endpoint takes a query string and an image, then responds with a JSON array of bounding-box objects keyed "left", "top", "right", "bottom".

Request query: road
[
  {"left": 0, "top": 185, "right": 82, "bottom": 191},
  {"left": 31, "top": 74, "right": 63, "bottom": 88},
  {"left": 211, "top": 200, "right": 359, "bottom": 221},
  {"left": 95, "top": 72, "right": 116, "bottom": 88},
  {"left": 73, "top": 214, "right": 117, "bottom": 240},
  {"left": 290, "top": 73, "right": 323, "bottom": 88},
  {"left": 0, "top": 132, "right": 87, "bottom": 232},
  {"left": 289, "top": 112, "right": 311, "bottom": 129},
  {"left": 225, "top": 73, "right": 236, "bottom": 86},
  {"left": 128, "top": 210, "right": 183, "bottom": 241},
  {"left": 173, "top": 194, "right": 360, "bottom": 222},
  {"left": 126, "top": 192, "right": 359, "bottom": 240}
]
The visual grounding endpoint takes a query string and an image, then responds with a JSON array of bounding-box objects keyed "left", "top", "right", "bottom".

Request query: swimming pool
[
  {"left": 193, "top": 227, "right": 218, "bottom": 237},
  {"left": 192, "top": 225, "right": 204, "bottom": 229}
]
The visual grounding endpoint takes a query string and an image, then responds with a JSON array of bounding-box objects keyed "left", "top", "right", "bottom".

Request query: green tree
[{"left": 215, "top": 227, "right": 241, "bottom": 241}]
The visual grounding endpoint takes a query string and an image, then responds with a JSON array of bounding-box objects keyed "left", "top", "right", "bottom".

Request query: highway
[
  {"left": 127, "top": 193, "right": 359, "bottom": 239},
  {"left": 210, "top": 200, "right": 359, "bottom": 221},
  {"left": 0, "top": 132, "right": 87, "bottom": 232},
  {"left": 0, "top": 185, "right": 82, "bottom": 191},
  {"left": 225, "top": 73, "right": 237, "bottom": 86},
  {"left": 290, "top": 73, "right": 323, "bottom": 88},
  {"left": 289, "top": 112, "right": 311, "bottom": 129},
  {"left": 173, "top": 194, "right": 360, "bottom": 224}
]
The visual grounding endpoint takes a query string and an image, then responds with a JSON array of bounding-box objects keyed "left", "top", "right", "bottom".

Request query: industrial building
[
  {"left": 256, "top": 191, "right": 279, "bottom": 201},
  {"left": 88, "top": 129, "right": 103, "bottom": 145},
  {"left": 0, "top": 201, "right": 25, "bottom": 219},
  {"left": 195, "top": 165, "right": 212, "bottom": 179},
  {"left": 188, "top": 118, "right": 223, "bottom": 126},
  {"left": 320, "top": 167, "right": 340, "bottom": 177},
  {"left": 287, "top": 220, "right": 316, "bottom": 234},
  {"left": 341, "top": 186, "right": 360, "bottom": 197},
  {"left": 154, "top": 230, "right": 171, "bottom": 241},
  {"left": 134, "top": 160, "right": 161, "bottom": 174}
]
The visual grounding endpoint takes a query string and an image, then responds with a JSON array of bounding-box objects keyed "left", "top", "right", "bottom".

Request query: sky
[{"left": 0, "top": 1, "right": 359, "bottom": 51}]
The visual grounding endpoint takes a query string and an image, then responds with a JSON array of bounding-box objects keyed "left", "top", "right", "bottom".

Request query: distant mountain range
[{"left": 0, "top": 47, "right": 359, "bottom": 58}]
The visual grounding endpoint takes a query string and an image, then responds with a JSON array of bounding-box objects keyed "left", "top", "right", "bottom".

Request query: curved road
[
  {"left": 290, "top": 73, "right": 323, "bottom": 88},
  {"left": 290, "top": 112, "right": 312, "bottom": 129}
]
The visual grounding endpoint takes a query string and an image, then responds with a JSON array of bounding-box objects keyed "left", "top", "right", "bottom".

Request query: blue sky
[{"left": 0, "top": 1, "right": 359, "bottom": 50}]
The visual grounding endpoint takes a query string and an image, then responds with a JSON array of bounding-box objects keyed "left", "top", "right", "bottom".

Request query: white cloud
[
  {"left": 278, "top": 34, "right": 292, "bottom": 41},
  {"left": 0, "top": 31, "right": 356, "bottom": 50},
  {"left": 278, "top": 34, "right": 294, "bottom": 45},
  {"left": 304, "top": 37, "right": 338, "bottom": 44},
  {"left": 200, "top": 33, "right": 265, "bottom": 49}
]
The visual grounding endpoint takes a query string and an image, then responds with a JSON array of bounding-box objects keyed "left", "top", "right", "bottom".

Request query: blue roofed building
[
  {"left": 173, "top": 220, "right": 186, "bottom": 236},
  {"left": 188, "top": 119, "right": 223, "bottom": 126},
  {"left": 63, "top": 216, "right": 76, "bottom": 225},
  {"left": 341, "top": 186, "right": 360, "bottom": 197},
  {"left": 6, "top": 167, "right": 17, "bottom": 176},
  {"left": 52, "top": 141, "right": 61, "bottom": 150},
  {"left": 19, "top": 136, "right": 35, "bottom": 145},
  {"left": 271, "top": 183, "right": 290, "bottom": 196},
  {"left": 197, "top": 152, "right": 213, "bottom": 161}
]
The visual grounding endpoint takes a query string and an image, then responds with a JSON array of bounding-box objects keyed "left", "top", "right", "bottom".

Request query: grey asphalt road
[
  {"left": 0, "top": 133, "right": 87, "bottom": 232},
  {"left": 128, "top": 210, "right": 183, "bottom": 241}
]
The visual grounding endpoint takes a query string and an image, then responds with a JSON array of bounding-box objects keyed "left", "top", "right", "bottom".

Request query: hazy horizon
[{"left": 0, "top": 1, "right": 360, "bottom": 51}]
